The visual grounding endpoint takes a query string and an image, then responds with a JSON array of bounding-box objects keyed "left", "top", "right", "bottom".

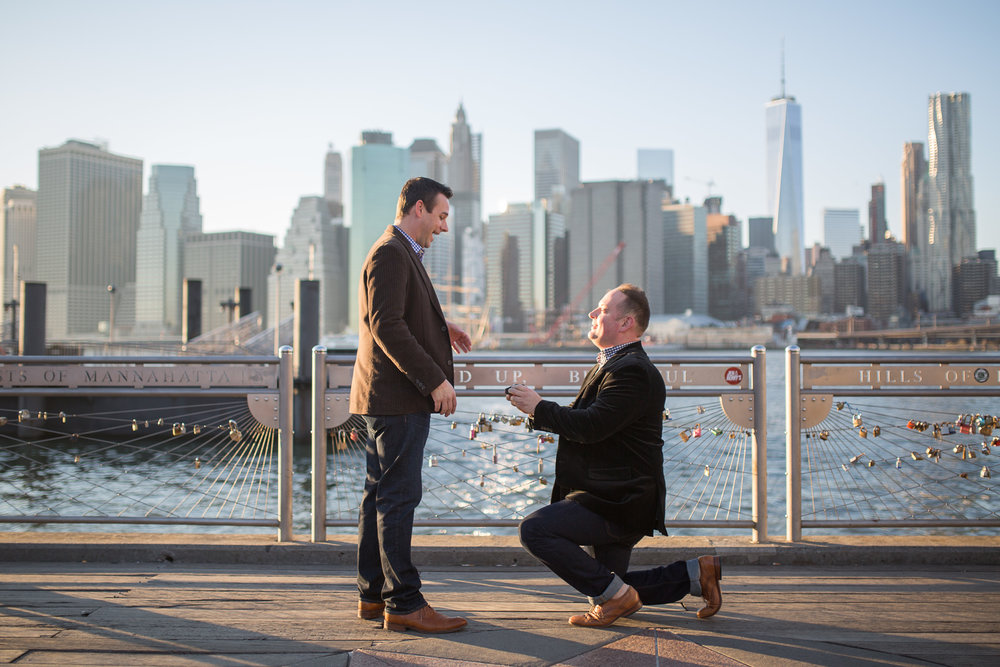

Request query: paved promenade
[{"left": 1, "top": 534, "right": 999, "bottom": 666}]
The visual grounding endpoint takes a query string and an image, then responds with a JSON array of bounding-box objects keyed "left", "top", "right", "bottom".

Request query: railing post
[
  {"left": 785, "top": 345, "right": 802, "bottom": 542},
  {"left": 751, "top": 345, "right": 768, "bottom": 543},
  {"left": 311, "top": 345, "right": 327, "bottom": 542},
  {"left": 278, "top": 345, "right": 294, "bottom": 542}
]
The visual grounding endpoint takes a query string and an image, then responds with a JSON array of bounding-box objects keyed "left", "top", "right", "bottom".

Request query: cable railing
[
  {"left": 785, "top": 347, "right": 1000, "bottom": 540},
  {"left": 312, "top": 347, "right": 768, "bottom": 543}
]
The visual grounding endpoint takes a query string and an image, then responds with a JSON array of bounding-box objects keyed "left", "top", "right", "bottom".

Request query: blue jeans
[
  {"left": 519, "top": 499, "right": 696, "bottom": 606},
  {"left": 357, "top": 413, "right": 430, "bottom": 614}
]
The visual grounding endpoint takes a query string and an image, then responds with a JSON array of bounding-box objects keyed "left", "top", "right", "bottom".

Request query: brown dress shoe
[
  {"left": 358, "top": 600, "right": 385, "bottom": 620},
  {"left": 569, "top": 585, "right": 642, "bottom": 628},
  {"left": 697, "top": 555, "right": 722, "bottom": 618},
  {"left": 383, "top": 604, "right": 467, "bottom": 633}
]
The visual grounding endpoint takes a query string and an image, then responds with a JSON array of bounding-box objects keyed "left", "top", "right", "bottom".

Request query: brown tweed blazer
[{"left": 349, "top": 225, "right": 454, "bottom": 416}]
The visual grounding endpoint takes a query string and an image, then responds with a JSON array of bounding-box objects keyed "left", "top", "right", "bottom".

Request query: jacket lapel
[{"left": 392, "top": 227, "right": 447, "bottom": 324}]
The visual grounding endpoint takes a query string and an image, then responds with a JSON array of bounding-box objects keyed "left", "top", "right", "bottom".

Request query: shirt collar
[
  {"left": 596, "top": 341, "right": 636, "bottom": 367},
  {"left": 395, "top": 225, "right": 425, "bottom": 261}
]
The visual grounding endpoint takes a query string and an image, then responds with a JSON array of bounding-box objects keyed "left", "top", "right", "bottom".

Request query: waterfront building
[
  {"left": 535, "top": 129, "right": 579, "bottom": 212},
  {"left": 135, "top": 165, "right": 203, "bottom": 337},
  {"left": 753, "top": 274, "right": 820, "bottom": 317},
  {"left": 348, "top": 131, "right": 408, "bottom": 330},
  {"left": 807, "top": 245, "right": 836, "bottom": 314},
  {"left": 900, "top": 142, "right": 926, "bottom": 251},
  {"left": 922, "top": 92, "right": 976, "bottom": 313},
  {"left": 748, "top": 216, "right": 775, "bottom": 254},
  {"left": 765, "top": 83, "right": 805, "bottom": 274},
  {"left": 869, "top": 181, "right": 887, "bottom": 244},
  {"left": 0, "top": 186, "right": 36, "bottom": 314},
  {"left": 36, "top": 140, "right": 142, "bottom": 338},
  {"left": 569, "top": 180, "right": 671, "bottom": 316},
  {"left": 269, "top": 196, "right": 348, "bottom": 336},
  {"left": 662, "top": 200, "right": 708, "bottom": 315},
  {"left": 834, "top": 259, "right": 866, "bottom": 314},
  {"left": 324, "top": 144, "right": 343, "bottom": 217},
  {"left": 707, "top": 211, "right": 742, "bottom": 320},
  {"left": 409, "top": 138, "right": 447, "bottom": 181},
  {"left": 823, "top": 208, "right": 862, "bottom": 261},
  {"left": 184, "top": 230, "right": 275, "bottom": 332},
  {"left": 952, "top": 253, "right": 995, "bottom": 318},
  {"left": 866, "top": 240, "right": 906, "bottom": 325},
  {"left": 485, "top": 202, "right": 565, "bottom": 332},
  {"left": 637, "top": 148, "right": 674, "bottom": 188}
]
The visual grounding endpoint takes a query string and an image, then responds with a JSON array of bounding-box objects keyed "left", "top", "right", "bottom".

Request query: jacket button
[{"left": 441, "top": 325, "right": 447, "bottom": 332}]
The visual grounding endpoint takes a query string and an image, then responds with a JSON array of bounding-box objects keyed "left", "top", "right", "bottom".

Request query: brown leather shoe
[
  {"left": 383, "top": 604, "right": 467, "bottom": 633},
  {"left": 569, "top": 585, "right": 642, "bottom": 628},
  {"left": 697, "top": 555, "right": 722, "bottom": 618},
  {"left": 358, "top": 600, "right": 385, "bottom": 620}
]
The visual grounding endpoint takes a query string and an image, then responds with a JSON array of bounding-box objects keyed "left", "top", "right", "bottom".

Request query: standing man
[
  {"left": 506, "top": 284, "right": 722, "bottom": 628},
  {"left": 350, "top": 177, "right": 472, "bottom": 634}
]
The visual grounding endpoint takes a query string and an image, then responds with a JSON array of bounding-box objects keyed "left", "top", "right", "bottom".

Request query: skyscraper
[
  {"left": 135, "top": 165, "right": 202, "bottom": 336},
  {"left": 485, "top": 202, "right": 565, "bottom": 332},
  {"left": 765, "top": 79, "right": 804, "bottom": 274},
  {"left": 662, "top": 202, "right": 708, "bottom": 314},
  {"left": 36, "top": 140, "right": 142, "bottom": 338},
  {"left": 900, "top": 142, "right": 926, "bottom": 251},
  {"left": 324, "top": 144, "right": 343, "bottom": 217},
  {"left": 446, "top": 104, "right": 484, "bottom": 309},
  {"left": 1, "top": 186, "right": 36, "bottom": 310},
  {"left": 868, "top": 181, "right": 887, "bottom": 244},
  {"left": 270, "top": 196, "right": 349, "bottom": 336},
  {"left": 823, "top": 208, "right": 862, "bottom": 260},
  {"left": 748, "top": 216, "right": 775, "bottom": 254},
  {"left": 706, "top": 212, "right": 742, "bottom": 320},
  {"left": 183, "top": 230, "right": 275, "bottom": 332},
  {"left": 348, "top": 131, "right": 408, "bottom": 330},
  {"left": 923, "top": 92, "right": 976, "bottom": 313},
  {"left": 569, "top": 180, "right": 670, "bottom": 316},
  {"left": 535, "top": 129, "right": 580, "bottom": 211},
  {"left": 867, "top": 240, "right": 905, "bottom": 324}
]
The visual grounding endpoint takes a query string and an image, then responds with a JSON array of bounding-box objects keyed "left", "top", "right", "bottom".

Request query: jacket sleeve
[
  {"left": 533, "top": 363, "right": 652, "bottom": 443},
  {"left": 365, "top": 241, "right": 447, "bottom": 396}
]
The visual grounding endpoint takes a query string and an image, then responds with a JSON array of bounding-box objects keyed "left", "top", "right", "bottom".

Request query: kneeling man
[{"left": 506, "top": 284, "right": 722, "bottom": 627}]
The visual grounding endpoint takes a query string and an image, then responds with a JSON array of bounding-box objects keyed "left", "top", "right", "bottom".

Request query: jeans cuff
[
  {"left": 588, "top": 573, "right": 626, "bottom": 607},
  {"left": 686, "top": 558, "right": 701, "bottom": 597}
]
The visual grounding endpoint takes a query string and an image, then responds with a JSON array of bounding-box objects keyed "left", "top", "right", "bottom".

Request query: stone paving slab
[{"left": 2, "top": 561, "right": 999, "bottom": 665}]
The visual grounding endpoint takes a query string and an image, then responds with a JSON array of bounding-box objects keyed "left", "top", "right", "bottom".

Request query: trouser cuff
[
  {"left": 588, "top": 573, "right": 626, "bottom": 607},
  {"left": 686, "top": 558, "right": 701, "bottom": 597}
]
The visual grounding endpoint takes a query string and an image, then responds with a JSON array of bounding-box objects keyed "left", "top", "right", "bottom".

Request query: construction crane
[
  {"left": 534, "top": 241, "right": 626, "bottom": 344},
  {"left": 684, "top": 176, "right": 716, "bottom": 198}
]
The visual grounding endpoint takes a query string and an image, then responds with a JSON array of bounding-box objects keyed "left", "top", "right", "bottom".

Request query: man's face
[
  {"left": 415, "top": 193, "right": 450, "bottom": 248},
  {"left": 587, "top": 290, "right": 625, "bottom": 348}
]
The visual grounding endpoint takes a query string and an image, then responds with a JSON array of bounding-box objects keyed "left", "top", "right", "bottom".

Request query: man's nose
[{"left": 589, "top": 309, "right": 598, "bottom": 319}]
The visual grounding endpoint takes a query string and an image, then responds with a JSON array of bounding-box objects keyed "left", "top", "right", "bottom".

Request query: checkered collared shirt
[
  {"left": 596, "top": 341, "right": 634, "bottom": 367},
  {"left": 395, "top": 225, "right": 424, "bottom": 262}
]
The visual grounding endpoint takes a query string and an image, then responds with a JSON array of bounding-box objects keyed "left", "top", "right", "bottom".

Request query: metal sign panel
[
  {"left": 0, "top": 365, "right": 276, "bottom": 390},
  {"left": 326, "top": 362, "right": 750, "bottom": 391},
  {"left": 803, "top": 364, "right": 1000, "bottom": 389}
]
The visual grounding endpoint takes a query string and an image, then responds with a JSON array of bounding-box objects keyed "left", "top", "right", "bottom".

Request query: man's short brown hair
[
  {"left": 615, "top": 283, "right": 650, "bottom": 334},
  {"left": 396, "top": 177, "right": 454, "bottom": 220}
]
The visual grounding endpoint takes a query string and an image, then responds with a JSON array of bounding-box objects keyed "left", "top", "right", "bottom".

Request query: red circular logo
[{"left": 724, "top": 367, "right": 743, "bottom": 385}]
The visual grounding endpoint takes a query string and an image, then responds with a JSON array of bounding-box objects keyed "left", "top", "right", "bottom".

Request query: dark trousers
[
  {"left": 519, "top": 499, "right": 692, "bottom": 605},
  {"left": 357, "top": 413, "right": 430, "bottom": 614}
]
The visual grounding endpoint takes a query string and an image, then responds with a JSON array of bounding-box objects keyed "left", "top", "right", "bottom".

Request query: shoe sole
[{"left": 384, "top": 621, "right": 467, "bottom": 633}]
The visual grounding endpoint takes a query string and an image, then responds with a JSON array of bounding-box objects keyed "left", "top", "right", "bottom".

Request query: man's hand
[
  {"left": 431, "top": 379, "right": 458, "bottom": 417},
  {"left": 447, "top": 321, "right": 472, "bottom": 354},
  {"left": 505, "top": 383, "right": 542, "bottom": 416}
]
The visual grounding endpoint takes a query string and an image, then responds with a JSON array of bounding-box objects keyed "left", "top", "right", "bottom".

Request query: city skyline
[{"left": 2, "top": 1, "right": 998, "bottom": 253}]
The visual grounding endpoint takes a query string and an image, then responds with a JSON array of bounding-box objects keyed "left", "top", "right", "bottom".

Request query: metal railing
[
  {"left": 785, "top": 346, "right": 1000, "bottom": 540},
  {"left": 0, "top": 349, "right": 295, "bottom": 540},
  {"left": 312, "top": 346, "right": 769, "bottom": 542}
]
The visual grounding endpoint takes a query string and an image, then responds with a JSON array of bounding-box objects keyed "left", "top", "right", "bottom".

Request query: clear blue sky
[{"left": 4, "top": 0, "right": 998, "bottom": 251}]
